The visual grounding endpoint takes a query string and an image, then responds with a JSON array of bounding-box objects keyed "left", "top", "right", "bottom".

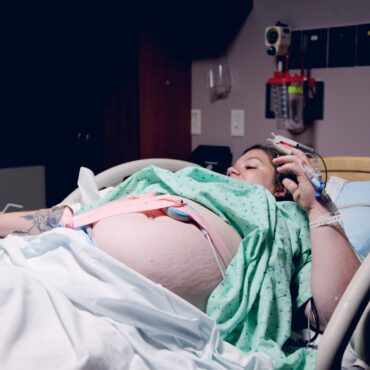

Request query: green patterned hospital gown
[{"left": 79, "top": 166, "right": 316, "bottom": 369}]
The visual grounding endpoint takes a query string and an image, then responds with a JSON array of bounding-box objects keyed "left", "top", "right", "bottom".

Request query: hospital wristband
[{"left": 309, "top": 212, "right": 343, "bottom": 229}]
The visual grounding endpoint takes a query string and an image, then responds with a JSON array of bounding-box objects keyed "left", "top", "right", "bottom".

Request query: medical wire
[
  {"left": 312, "top": 150, "right": 328, "bottom": 186},
  {"left": 201, "top": 229, "right": 226, "bottom": 279},
  {"left": 308, "top": 297, "right": 320, "bottom": 345},
  {"left": 338, "top": 202, "right": 370, "bottom": 208},
  {"left": 306, "top": 151, "right": 328, "bottom": 187}
]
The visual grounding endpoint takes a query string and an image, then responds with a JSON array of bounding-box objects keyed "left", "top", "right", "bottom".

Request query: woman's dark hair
[
  {"left": 242, "top": 144, "right": 295, "bottom": 201},
  {"left": 243, "top": 144, "right": 279, "bottom": 158}
]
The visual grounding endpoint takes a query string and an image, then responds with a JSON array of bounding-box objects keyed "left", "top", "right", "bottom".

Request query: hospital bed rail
[
  {"left": 63, "top": 158, "right": 200, "bottom": 205},
  {"left": 316, "top": 253, "right": 370, "bottom": 369}
]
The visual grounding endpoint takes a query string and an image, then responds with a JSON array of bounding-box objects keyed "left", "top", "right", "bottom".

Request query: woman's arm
[
  {"left": 304, "top": 202, "right": 360, "bottom": 329},
  {"left": 273, "top": 149, "right": 360, "bottom": 330},
  {"left": 0, "top": 206, "right": 68, "bottom": 237}
]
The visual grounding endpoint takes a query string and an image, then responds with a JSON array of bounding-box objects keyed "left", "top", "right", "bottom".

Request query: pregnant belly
[{"left": 92, "top": 197, "right": 241, "bottom": 311}]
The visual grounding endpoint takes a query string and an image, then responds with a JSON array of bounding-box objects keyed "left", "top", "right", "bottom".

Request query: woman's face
[{"left": 227, "top": 149, "right": 278, "bottom": 194}]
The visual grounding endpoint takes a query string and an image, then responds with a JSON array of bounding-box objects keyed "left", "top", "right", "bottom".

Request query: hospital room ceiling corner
[{"left": 143, "top": 0, "right": 253, "bottom": 59}]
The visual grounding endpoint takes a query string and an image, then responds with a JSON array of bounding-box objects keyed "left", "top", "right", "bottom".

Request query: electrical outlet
[
  {"left": 191, "top": 109, "right": 202, "bottom": 135},
  {"left": 231, "top": 110, "right": 244, "bottom": 136}
]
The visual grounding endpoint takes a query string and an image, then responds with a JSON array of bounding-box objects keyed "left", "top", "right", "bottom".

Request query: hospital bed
[{"left": 62, "top": 155, "right": 370, "bottom": 370}]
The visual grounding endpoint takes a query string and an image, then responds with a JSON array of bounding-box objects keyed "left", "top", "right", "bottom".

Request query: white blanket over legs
[{"left": 0, "top": 228, "right": 272, "bottom": 370}]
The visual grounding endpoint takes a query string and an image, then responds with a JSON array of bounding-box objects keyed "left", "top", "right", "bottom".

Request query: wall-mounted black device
[{"left": 188, "top": 145, "right": 233, "bottom": 175}]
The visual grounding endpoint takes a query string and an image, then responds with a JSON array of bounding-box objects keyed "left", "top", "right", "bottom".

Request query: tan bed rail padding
[{"left": 319, "top": 156, "right": 370, "bottom": 181}]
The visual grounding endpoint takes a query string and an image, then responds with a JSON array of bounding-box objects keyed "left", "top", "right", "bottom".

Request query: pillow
[{"left": 326, "top": 176, "right": 370, "bottom": 260}]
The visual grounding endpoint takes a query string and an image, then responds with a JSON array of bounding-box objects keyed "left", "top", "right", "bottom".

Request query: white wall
[
  {"left": 0, "top": 166, "right": 46, "bottom": 212},
  {"left": 191, "top": 0, "right": 370, "bottom": 160}
]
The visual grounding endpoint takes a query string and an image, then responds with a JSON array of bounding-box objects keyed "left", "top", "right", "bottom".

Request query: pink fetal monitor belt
[{"left": 64, "top": 193, "right": 232, "bottom": 275}]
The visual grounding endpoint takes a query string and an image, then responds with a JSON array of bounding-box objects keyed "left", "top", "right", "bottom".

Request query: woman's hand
[{"left": 272, "top": 148, "right": 321, "bottom": 213}]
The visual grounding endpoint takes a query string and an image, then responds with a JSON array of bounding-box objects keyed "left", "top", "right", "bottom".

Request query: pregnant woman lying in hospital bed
[{"left": 0, "top": 145, "right": 360, "bottom": 369}]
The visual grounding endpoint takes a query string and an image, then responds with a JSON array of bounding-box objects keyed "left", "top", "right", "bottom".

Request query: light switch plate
[
  {"left": 231, "top": 109, "right": 244, "bottom": 136},
  {"left": 191, "top": 109, "right": 202, "bottom": 135}
]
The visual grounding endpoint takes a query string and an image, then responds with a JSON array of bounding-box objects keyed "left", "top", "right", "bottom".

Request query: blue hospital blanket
[
  {"left": 0, "top": 228, "right": 272, "bottom": 370},
  {"left": 79, "top": 166, "right": 316, "bottom": 369}
]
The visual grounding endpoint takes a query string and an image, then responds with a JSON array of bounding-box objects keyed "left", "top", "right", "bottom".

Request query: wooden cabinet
[
  {"left": 139, "top": 28, "right": 191, "bottom": 160},
  {"left": 100, "top": 26, "right": 192, "bottom": 171},
  {"left": 98, "top": 24, "right": 192, "bottom": 171},
  {"left": 41, "top": 21, "right": 191, "bottom": 206}
]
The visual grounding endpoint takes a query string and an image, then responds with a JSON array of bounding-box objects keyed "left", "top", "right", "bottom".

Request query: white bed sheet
[{"left": 0, "top": 228, "right": 272, "bottom": 370}]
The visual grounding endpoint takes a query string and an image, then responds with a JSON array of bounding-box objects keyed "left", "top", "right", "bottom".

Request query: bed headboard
[{"left": 320, "top": 156, "right": 370, "bottom": 181}]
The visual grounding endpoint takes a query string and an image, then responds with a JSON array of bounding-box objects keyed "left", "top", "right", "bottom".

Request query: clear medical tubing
[{"left": 271, "top": 82, "right": 289, "bottom": 128}]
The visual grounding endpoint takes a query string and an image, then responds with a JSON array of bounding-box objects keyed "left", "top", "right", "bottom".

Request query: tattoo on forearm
[{"left": 14, "top": 206, "right": 66, "bottom": 235}]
